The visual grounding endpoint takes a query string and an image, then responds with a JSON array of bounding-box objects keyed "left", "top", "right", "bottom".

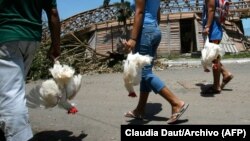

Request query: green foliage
[
  {"left": 115, "top": 1, "right": 132, "bottom": 23},
  {"left": 103, "top": 0, "right": 110, "bottom": 7},
  {"left": 27, "top": 44, "right": 53, "bottom": 81},
  {"left": 223, "top": 51, "right": 250, "bottom": 59}
]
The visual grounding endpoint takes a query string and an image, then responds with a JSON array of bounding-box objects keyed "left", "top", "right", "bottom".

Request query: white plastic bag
[{"left": 201, "top": 37, "right": 225, "bottom": 70}]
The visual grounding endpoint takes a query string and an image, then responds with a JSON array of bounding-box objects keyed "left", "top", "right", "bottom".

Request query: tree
[
  {"left": 103, "top": 0, "right": 110, "bottom": 7},
  {"left": 115, "top": 1, "right": 132, "bottom": 31},
  {"left": 114, "top": 0, "right": 132, "bottom": 54}
]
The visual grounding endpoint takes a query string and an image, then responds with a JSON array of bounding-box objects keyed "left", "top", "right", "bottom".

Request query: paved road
[{"left": 26, "top": 59, "right": 250, "bottom": 141}]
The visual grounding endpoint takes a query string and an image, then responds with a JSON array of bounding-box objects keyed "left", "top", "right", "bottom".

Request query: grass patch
[{"left": 223, "top": 51, "right": 250, "bottom": 59}]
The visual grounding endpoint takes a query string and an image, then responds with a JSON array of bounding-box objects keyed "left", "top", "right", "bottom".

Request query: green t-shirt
[{"left": 0, "top": 0, "right": 57, "bottom": 43}]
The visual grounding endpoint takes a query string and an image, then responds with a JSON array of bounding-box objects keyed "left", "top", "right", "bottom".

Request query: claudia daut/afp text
[{"left": 124, "top": 128, "right": 246, "bottom": 138}]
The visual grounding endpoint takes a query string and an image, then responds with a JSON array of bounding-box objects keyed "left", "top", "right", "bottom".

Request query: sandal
[
  {"left": 203, "top": 86, "right": 221, "bottom": 94},
  {"left": 221, "top": 74, "right": 234, "bottom": 89},
  {"left": 124, "top": 111, "right": 144, "bottom": 120},
  {"left": 167, "top": 103, "right": 189, "bottom": 124}
]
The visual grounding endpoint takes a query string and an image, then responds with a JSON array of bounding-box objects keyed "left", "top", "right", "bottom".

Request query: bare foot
[
  {"left": 167, "top": 102, "right": 189, "bottom": 124},
  {"left": 221, "top": 73, "right": 234, "bottom": 89},
  {"left": 171, "top": 101, "right": 185, "bottom": 115},
  {"left": 124, "top": 110, "right": 144, "bottom": 119}
]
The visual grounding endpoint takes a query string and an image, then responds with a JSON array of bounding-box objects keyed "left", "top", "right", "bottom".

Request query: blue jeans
[{"left": 135, "top": 24, "right": 165, "bottom": 94}]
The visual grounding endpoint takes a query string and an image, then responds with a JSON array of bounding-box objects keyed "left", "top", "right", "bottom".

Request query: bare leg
[
  {"left": 220, "top": 63, "right": 231, "bottom": 78},
  {"left": 159, "top": 86, "right": 185, "bottom": 115},
  {"left": 212, "top": 59, "right": 221, "bottom": 91},
  {"left": 128, "top": 86, "right": 185, "bottom": 116},
  {"left": 132, "top": 92, "right": 149, "bottom": 116},
  {"left": 159, "top": 86, "right": 189, "bottom": 124},
  {"left": 220, "top": 63, "right": 234, "bottom": 89},
  {"left": 125, "top": 86, "right": 188, "bottom": 123}
]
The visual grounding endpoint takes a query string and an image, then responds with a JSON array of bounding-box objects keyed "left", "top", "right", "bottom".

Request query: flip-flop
[
  {"left": 167, "top": 103, "right": 189, "bottom": 124},
  {"left": 124, "top": 111, "right": 143, "bottom": 120},
  {"left": 221, "top": 74, "right": 234, "bottom": 89}
]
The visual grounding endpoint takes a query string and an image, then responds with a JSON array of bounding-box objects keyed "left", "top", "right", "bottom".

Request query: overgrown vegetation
[
  {"left": 27, "top": 41, "right": 125, "bottom": 81},
  {"left": 27, "top": 44, "right": 53, "bottom": 81},
  {"left": 27, "top": 46, "right": 250, "bottom": 81}
]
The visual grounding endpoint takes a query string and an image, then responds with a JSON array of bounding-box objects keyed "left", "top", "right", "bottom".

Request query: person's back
[
  {"left": 143, "top": 0, "right": 160, "bottom": 25},
  {"left": 130, "top": 0, "right": 161, "bottom": 56},
  {"left": 130, "top": 0, "right": 160, "bottom": 25},
  {"left": 0, "top": 0, "right": 57, "bottom": 43}
]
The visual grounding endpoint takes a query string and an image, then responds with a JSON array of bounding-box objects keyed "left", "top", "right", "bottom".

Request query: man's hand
[{"left": 48, "top": 44, "right": 60, "bottom": 62}]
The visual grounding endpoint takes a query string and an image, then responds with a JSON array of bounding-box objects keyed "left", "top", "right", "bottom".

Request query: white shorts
[
  {"left": 0, "top": 114, "right": 33, "bottom": 141},
  {"left": 0, "top": 41, "right": 39, "bottom": 141}
]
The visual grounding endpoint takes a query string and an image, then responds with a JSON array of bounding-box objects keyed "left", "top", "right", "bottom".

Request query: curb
[{"left": 163, "top": 58, "right": 250, "bottom": 67}]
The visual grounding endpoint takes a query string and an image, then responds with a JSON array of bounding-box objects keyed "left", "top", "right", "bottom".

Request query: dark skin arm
[
  {"left": 45, "top": 8, "right": 61, "bottom": 61},
  {"left": 203, "top": 0, "right": 216, "bottom": 35},
  {"left": 123, "top": 0, "right": 145, "bottom": 53}
]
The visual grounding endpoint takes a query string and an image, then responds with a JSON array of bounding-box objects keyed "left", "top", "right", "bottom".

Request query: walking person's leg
[
  {"left": 134, "top": 92, "right": 149, "bottom": 116},
  {"left": 212, "top": 58, "right": 222, "bottom": 92},
  {"left": 220, "top": 63, "right": 233, "bottom": 89},
  {"left": 0, "top": 41, "right": 34, "bottom": 141},
  {"left": 124, "top": 92, "right": 149, "bottom": 119},
  {"left": 124, "top": 74, "right": 189, "bottom": 124},
  {"left": 209, "top": 57, "right": 234, "bottom": 93},
  {"left": 158, "top": 86, "right": 188, "bottom": 123},
  {"left": 159, "top": 87, "right": 185, "bottom": 115}
]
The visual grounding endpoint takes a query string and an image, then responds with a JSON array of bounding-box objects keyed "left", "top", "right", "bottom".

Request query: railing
[{"left": 42, "top": 0, "right": 250, "bottom": 40}]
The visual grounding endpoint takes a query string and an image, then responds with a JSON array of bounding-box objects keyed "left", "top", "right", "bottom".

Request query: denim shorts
[{"left": 134, "top": 24, "right": 165, "bottom": 94}]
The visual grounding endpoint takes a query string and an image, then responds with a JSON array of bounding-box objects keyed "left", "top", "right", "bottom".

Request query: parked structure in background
[{"left": 43, "top": 0, "right": 250, "bottom": 57}]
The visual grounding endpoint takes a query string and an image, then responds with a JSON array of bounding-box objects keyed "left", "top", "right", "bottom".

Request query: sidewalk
[
  {"left": 164, "top": 58, "right": 250, "bottom": 67},
  {"left": 26, "top": 59, "right": 250, "bottom": 141}
]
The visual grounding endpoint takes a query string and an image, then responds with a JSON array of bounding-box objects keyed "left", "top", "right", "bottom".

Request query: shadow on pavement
[
  {"left": 126, "top": 103, "right": 164, "bottom": 125},
  {"left": 0, "top": 130, "right": 6, "bottom": 141},
  {"left": 125, "top": 103, "right": 188, "bottom": 125},
  {"left": 29, "top": 130, "right": 87, "bottom": 141},
  {"left": 196, "top": 83, "right": 233, "bottom": 97},
  {"left": 196, "top": 83, "right": 217, "bottom": 97},
  {"left": 221, "top": 88, "right": 233, "bottom": 92}
]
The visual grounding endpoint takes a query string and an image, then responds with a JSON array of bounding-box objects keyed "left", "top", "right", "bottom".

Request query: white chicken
[
  {"left": 201, "top": 37, "right": 225, "bottom": 72},
  {"left": 123, "top": 52, "right": 153, "bottom": 97},
  {"left": 26, "top": 61, "right": 82, "bottom": 114}
]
